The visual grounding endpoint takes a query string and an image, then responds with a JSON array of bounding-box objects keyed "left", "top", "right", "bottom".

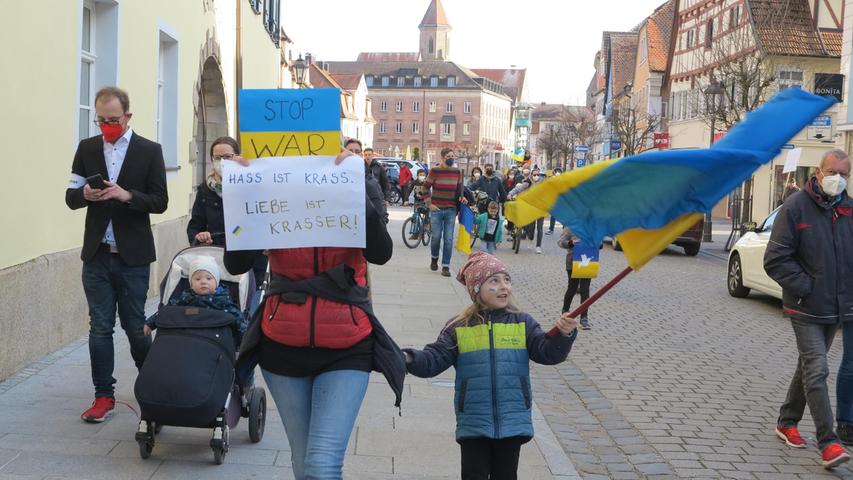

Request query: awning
[{"left": 440, "top": 115, "right": 456, "bottom": 124}]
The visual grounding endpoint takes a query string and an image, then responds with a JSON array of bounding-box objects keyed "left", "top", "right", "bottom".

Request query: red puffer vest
[{"left": 262, "top": 247, "right": 373, "bottom": 348}]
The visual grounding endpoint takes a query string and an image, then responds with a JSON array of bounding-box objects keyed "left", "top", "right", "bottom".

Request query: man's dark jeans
[
  {"left": 82, "top": 251, "right": 151, "bottom": 398},
  {"left": 779, "top": 319, "right": 839, "bottom": 449},
  {"left": 837, "top": 322, "right": 853, "bottom": 426}
]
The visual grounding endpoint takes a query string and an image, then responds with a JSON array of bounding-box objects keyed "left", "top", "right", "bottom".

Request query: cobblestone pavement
[{"left": 470, "top": 228, "right": 853, "bottom": 479}]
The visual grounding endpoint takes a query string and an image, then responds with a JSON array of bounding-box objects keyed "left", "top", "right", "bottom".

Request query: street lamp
[
  {"left": 702, "top": 81, "right": 725, "bottom": 242},
  {"left": 293, "top": 54, "right": 307, "bottom": 87}
]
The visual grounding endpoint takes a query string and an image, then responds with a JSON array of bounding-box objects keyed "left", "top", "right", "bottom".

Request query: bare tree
[
  {"left": 611, "top": 100, "right": 661, "bottom": 157},
  {"left": 536, "top": 107, "right": 602, "bottom": 170}
]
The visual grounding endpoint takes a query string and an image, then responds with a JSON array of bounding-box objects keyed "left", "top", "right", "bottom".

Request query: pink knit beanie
[{"left": 456, "top": 252, "right": 509, "bottom": 301}]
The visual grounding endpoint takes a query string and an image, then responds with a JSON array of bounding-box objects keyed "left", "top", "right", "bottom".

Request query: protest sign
[
  {"left": 222, "top": 88, "right": 366, "bottom": 250},
  {"left": 571, "top": 243, "right": 601, "bottom": 279},
  {"left": 222, "top": 155, "right": 366, "bottom": 250},
  {"left": 238, "top": 88, "right": 342, "bottom": 158}
]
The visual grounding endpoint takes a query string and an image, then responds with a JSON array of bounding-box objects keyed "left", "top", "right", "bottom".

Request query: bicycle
[{"left": 402, "top": 204, "right": 431, "bottom": 249}]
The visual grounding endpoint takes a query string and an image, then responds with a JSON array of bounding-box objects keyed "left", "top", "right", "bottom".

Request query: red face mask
[{"left": 100, "top": 123, "right": 124, "bottom": 143}]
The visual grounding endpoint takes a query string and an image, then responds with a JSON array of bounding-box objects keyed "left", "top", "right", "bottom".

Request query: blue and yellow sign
[{"left": 238, "top": 88, "right": 341, "bottom": 159}]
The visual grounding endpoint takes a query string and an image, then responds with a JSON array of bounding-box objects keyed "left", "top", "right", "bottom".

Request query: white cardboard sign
[
  {"left": 222, "top": 155, "right": 366, "bottom": 250},
  {"left": 783, "top": 148, "right": 801, "bottom": 174}
]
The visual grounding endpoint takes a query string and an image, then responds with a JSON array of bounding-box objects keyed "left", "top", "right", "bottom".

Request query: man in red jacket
[{"left": 399, "top": 163, "right": 413, "bottom": 206}]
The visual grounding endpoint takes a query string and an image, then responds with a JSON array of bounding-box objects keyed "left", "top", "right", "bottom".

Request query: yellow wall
[{"left": 0, "top": 0, "right": 280, "bottom": 270}]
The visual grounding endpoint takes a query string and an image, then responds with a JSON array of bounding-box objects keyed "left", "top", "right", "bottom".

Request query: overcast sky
[{"left": 282, "top": 0, "right": 668, "bottom": 105}]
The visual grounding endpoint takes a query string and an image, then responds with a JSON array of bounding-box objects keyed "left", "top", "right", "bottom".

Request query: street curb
[{"left": 532, "top": 402, "right": 583, "bottom": 479}]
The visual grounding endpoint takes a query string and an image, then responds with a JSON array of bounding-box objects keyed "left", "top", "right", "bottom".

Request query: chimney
[{"left": 305, "top": 53, "right": 313, "bottom": 65}]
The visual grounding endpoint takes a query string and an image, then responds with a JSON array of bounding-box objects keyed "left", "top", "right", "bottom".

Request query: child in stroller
[
  {"left": 134, "top": 246, "right": 266, "bottom": 465},
  {"left": 142, "top": 257, "right": 248, "bottom": 340}
]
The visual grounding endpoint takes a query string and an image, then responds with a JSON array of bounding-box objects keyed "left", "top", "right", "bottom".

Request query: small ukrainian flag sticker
[{"left": 232, "top": 225, "right": 243, "bottom": 235}]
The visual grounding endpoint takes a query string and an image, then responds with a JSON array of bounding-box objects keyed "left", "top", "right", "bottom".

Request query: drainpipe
[{"left": 235, "top": 0, "right": 243, "bottom": 135}]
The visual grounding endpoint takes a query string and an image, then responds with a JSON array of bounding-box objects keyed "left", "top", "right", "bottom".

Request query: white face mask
[{"left": 821, "top": 174, "right": 847, "bottom": 197}]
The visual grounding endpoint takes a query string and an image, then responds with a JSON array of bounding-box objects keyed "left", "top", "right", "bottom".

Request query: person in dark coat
[
  {"left": 764, "top": 149, "right": 853, "bottom": 469},
  {"left": 187, "top": 136, "right": 267, "bottom": 287},
  {"left": 360, "top": 144, "right": 391, "bottom": 203}
]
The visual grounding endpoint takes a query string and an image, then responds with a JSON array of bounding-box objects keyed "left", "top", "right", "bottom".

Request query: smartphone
[{"left": 86, "top": 174, "right": 107, "bottom": 190}]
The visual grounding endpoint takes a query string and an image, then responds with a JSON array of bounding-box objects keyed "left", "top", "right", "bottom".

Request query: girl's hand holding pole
[{"left": 554, "top": 312, "right": 578, "bottom": 336}]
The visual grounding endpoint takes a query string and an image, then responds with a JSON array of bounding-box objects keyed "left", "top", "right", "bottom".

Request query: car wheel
[
  {"left": 727, "top": 253, "right": 751, "bottom": 298},
  {"left": 683, "top": 243, "right": 700, "bottom": 256},
  {"left": 611, "top": 236, "right": 622, "bottom": 251}
]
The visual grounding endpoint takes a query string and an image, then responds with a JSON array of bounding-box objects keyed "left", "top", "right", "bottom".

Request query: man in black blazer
[{"left": 65, "top": 86, "right": 168, "bottom": 423}]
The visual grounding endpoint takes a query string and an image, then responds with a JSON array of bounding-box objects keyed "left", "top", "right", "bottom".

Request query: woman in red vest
[{"left": 225, "top": 149, "right": 401, "bottom": 479}]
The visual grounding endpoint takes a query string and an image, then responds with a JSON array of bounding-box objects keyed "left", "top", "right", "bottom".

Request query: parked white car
[{"left": 727, "top": 207, "right": 783, "bottom": 299}]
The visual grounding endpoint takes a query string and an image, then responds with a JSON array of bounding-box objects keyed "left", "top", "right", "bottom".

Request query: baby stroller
[{"left": 133, "top": 245, "right": 267, "bottom": 464}]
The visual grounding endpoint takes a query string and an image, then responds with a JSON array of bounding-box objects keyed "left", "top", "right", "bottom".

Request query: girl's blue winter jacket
[{"left": 404, "top": 309, "right": 575, "bottom": 441}]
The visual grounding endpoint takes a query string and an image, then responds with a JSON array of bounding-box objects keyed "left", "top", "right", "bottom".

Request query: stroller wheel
[
  {"left": 248, "top": 387, "right": 267, "bottom": 443},
  {"left": 138, "top": 440, "right": 153, "bottom": 459},
  {"left": 135, "top": 420, "right": 154, "bottom": 459},
  {"left": 211, "top": 423, "right": 230, "bottom": 465}
]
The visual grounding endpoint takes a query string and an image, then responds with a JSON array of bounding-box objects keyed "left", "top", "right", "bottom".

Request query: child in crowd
[
  {"left": 403, "top": 252, "right": 577, "bottom": 479},
  {"left": 144, "top": 257, "right": 247, "bottom": 339},
  {"left": 475, "top": 201, "right": 504, "bottom": 255},
  {"left": 558, "top": 227, "right": 592, "bottom": 330}
]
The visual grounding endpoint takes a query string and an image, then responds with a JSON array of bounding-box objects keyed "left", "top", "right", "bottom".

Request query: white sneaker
[{"left": 536, "top": 247, "right": 542, "bottom": 254}]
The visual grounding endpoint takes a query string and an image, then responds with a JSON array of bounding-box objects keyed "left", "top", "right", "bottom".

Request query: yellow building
[{"left": 0, "top": 0, "right": 286, "bottom": 380}]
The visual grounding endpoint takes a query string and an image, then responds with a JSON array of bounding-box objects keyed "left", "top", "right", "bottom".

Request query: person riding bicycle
[{"left": 407, "top": 171, "right": 429, "bottom": 240}]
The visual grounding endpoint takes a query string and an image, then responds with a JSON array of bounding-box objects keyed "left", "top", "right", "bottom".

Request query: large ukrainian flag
[{"left": 506, "top": 88, "right": 835, "bottom": 270}]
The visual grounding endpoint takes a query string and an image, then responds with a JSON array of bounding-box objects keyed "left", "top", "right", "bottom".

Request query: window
[
  {"left": 464, "top": 101, "right": 472, "bottom": 113},
  {"left": 379, "top": 122, "right": 387, "bottom": 134},
  {"left": 250, "top": 0, "right": 261, "bottom": 14},
  {"left": 428, "top": 38, "right": 434, "bottom": 54},
  {"left": 705, "top": 20, "right": 714, "bottom": 48},
  {"left": 442, "top": 123, "right": 452, "bottom": 135},
  {"left": 447, "top": 76, "right": 456, "bottom": 87},
  {"left": 446, "top": 102, "right": 454, "bottom": 113},
  {"left": 397, "top": 76, "right": 405, "bottom": 87},
  {"left": 778, "top": 69, "right": 804, "bottom": 90},
  {"left": 429, "top": 122, "right": 436, "bottom": 134},
  {"left": 366, "top": 76, "right": 374, "bottom": 87},
  {"left": 639, "top": 35, "right": 648, "bottom": 64},
  {"left": 78, "top": 0, "right": 118, "bottom": 142},
  {"left": 686, "top": 29, "right": 695, "bottom": 48},
  {"left": 731, "top": 5, "right": 741, "bottom": 28},
  {"left": 463, "top": 123, "right": 470, "bottom": 136},
  {"left": 413, "top": 101, "right": 421, "bottom": 113},
  {"left": 379, "top": 101, "right": 387, "bottom": 112},
  {"left": 412, "top": 122, "right": 420, "bottom": 134},
  {"left": 429, "top": 101, "right": 436, "bottom": 112},
  {"left": 382, "top": 76, "right": 389, "bottom": 87},
  {"left": 395, "top": 121, "right": 403, "bottom": 134},
  {"left": 157, "top": 27, "right": 179, "bottom": 167},
  {"left": 414, "top": 77, "right": 422, "bottom": 87},
  {"left": 396, "top": 101, "right": 403, "bottom": 112},
  {"left": 263, "top": 0, "right": 281, "bottom": 46},
  {"left": 430, "top": 76, "right": 438, "bottom": 87}
]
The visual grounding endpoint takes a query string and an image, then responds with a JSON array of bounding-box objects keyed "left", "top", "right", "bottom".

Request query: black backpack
[{"left": 134, "top": 306, "right": 236, "bottom": 427}]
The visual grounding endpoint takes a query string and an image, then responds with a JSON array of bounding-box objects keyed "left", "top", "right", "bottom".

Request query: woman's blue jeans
[{"left": 262, "top": 369, "right": 369, "bottom": 479}]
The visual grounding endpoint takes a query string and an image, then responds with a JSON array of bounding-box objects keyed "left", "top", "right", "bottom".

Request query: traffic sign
[
  {"left": 810, "top": 115, "right": 832, "bottom": 127},
  {"left": 807, "top": 126, "right": 831, "bottom": 141},
  {"left": 610, "top": 140, "right": 621, "bottom": 152},
  {"left": 576, "top": 158, "right": 586, "bottom": 168},
  {"left": 575, "top": 145, "right": 589, "bottom": 153}
]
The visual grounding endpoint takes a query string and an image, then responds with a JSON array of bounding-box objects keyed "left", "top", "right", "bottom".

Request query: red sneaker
[
  {"left": 775, "top": 425, "right": 807, "bottom": 448},
  {"left": 81, "top": 397, "right": 115, "bottom": 423},
  {"left": 821, "top": 443, "right": 850, "bottom": 469}
]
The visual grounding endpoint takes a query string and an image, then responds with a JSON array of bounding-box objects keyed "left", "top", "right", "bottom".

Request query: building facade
[
  {"left": 324, "top": 0, "right": 518, "bottom": 169},
  {"left": 307, "top": 64, "right": 375, "bottom": 147},
  {"left": 0, "top": 0, "right": 283, "bottom": 380},
  {"left": 666, "top": 0, "right": 842, "bottom": 220}
]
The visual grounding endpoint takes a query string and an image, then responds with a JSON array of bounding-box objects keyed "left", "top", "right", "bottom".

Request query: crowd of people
[{"left": 63, "top": 84, "right": 853, "bottom": 478}]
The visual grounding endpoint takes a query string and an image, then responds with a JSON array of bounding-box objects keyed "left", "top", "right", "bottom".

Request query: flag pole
[{"left": 547, "top": 266, "right": 634, "bottom": 336}]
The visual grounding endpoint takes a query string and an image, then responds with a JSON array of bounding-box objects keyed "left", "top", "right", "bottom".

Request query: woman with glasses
[{"left": 187, "top": 136, "right": 268, "bottom": 286}]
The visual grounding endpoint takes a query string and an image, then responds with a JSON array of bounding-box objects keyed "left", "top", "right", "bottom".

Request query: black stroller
[{"left": 134, "top": 245, "right": 267, "bottom": 464}]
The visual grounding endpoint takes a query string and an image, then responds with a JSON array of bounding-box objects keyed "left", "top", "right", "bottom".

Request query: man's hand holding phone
[{"left": 84, "top": 174, "right": 131, "bottom": 203}]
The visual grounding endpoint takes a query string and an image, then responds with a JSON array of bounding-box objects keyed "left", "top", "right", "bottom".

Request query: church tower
[{"left": 419, "top": 0, "right": 451, "bottom": 61}]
